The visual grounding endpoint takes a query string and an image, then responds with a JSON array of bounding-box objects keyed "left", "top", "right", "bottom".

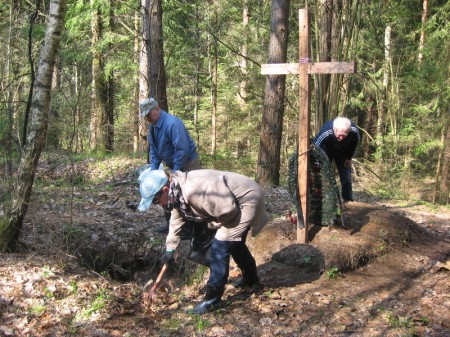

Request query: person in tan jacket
[{"left": 137, "top": 169, "right": 268, "bottom": 314}]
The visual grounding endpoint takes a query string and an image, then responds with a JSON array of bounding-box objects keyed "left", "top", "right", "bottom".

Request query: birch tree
[{"left": 1, "top": 0, "right": 67, "bottom": 251}]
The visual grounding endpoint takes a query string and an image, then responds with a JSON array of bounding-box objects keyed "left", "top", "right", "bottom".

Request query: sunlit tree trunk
[
  {"left": 133, "top": 10, "right": 140, "bottom": 152},
  {"left": 210, "top": 28, "right": 218, "bottom": 157},
  {"left": 418, "top": 0, "right": 428, "bottom": 63},
  {"left": 238, "top": 1, "right": 249, "bottom": 109},
  {"left": 5, "top": 3, "right": 17, "bottom": 177},
  {"left": 193, "top": 2, "right": 201, "bottom": 146},
  {"left": 257, "top": 0, "right": 290, "bottom": 186},
  {"left": 139, "top": 0, "right": 150, "bottom": 155},
  {"left": 376, "top": 24, "right": 391, "bottom": 148},
  {"left": 1, "top": 0, "right": 67, "bottom": 251},
  {"left": 435, "top": 122, "right": 450, "bottom": 204},
  {"left": 73, "top": 64, "right": 83, "bottom": 153}
]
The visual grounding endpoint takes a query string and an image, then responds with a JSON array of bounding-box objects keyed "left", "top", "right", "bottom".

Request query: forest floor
[{"left": 0, "top": 155, "right": 449, "bottom": 337}]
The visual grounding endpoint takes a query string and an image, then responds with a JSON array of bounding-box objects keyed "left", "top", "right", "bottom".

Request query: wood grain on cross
[{"left": 261, "top": 8, "right": 356, "bottom": 243}]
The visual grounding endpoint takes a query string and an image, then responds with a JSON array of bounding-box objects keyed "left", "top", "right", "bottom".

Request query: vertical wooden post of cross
[
  {"left": 297, "top": 8, "right": 310, "bottom": 244},
  {"left": 261, "top": 8, "right": 356, "bottom": 243}
]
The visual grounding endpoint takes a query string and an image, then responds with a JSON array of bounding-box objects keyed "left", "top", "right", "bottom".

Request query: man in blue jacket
[
  {"left": 313, "top": 116, "right": 360, "bottom": 202},
  {"left": 140, "top": 98, "right": 201, "bottom": 172},
  {"left": 140, "top": 98, "right": 201, "bottom": 232}
]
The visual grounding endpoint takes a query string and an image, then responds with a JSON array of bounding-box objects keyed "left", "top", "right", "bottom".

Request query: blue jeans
[
  {"left": 334, "top": 157, "right": 353, "bottom": 202},
  {"left": 207, "top": 230, "right": 257, "bottom": 288}
]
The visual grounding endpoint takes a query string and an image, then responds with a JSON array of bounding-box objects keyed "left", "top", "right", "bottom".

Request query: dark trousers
[
  {"left": 334, "top": 157, "right": 353, "bottom": 202},
  {"left": 207, "top": 230, "right": 257, "bottom": 288}
]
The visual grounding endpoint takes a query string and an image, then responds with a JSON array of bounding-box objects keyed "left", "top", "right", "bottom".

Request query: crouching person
[{"left": 137, "top": 169, "right": 268, "bottom": 314}]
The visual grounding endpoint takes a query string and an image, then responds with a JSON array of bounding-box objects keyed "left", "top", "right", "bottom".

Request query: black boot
[
  {"left": 232, "top": 260, "right": 259, "bottom": 288},
  {"left": 233, "top": 275, "right": 259, "bottom": 288},
  {"left": 190, "top": 286, "right": 224, "bottom": 315}
]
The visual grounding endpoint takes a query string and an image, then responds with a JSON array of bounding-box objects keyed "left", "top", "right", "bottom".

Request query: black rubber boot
[
  {"left": 233, "top": 274, "right": 259, "bottom": 288},
  {"left": 190, "top": 286, "right": 224, "bottom": 315}
]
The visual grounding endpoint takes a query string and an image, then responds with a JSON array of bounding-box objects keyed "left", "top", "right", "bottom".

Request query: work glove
[{"left": 161, "top": 250, "right": 174, "bottom": 265}]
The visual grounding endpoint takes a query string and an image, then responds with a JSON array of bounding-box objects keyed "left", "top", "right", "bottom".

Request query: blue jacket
[
  {"left": 313, "top": 120, "right": 360, "bottom": 161},
  {"left": 148, "top": 110, "right": 198, "bottom": 171}
]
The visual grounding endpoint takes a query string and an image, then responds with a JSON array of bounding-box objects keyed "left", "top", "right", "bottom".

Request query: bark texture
[{"left": 257, "top": 0, "right": 290, "bottom": 186}]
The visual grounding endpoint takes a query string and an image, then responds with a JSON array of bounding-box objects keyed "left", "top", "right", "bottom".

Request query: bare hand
[{"left": 344, "top": 159, "right": 352, "bottom": 168}]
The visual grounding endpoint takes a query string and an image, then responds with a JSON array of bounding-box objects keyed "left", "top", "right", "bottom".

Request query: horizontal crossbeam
[{"left": 261, "top": 62, "right": 356, "bottom": 75}]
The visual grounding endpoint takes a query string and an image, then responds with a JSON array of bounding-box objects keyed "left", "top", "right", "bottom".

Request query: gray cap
[{"left": 139, "top": 98, "right": 158, "bottom": 117}]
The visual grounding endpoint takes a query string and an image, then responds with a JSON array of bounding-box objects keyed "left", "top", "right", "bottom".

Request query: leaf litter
[{"left": 0, "top": 156, "right": 449, "bottom": 336}]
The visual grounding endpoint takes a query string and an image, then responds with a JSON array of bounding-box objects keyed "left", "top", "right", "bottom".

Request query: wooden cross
[{"left": 261, "top": 8, "right": 356, "bottom": 243}]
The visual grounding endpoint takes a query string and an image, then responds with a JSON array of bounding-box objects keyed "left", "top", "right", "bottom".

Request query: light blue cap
[{"left": 137, "top": 169, "right": 168, "bottom": 211}]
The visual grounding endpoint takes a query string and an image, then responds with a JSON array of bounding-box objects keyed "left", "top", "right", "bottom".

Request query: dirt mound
[{"left": 248, "top": 201, "right": 447, "bottom": 291}]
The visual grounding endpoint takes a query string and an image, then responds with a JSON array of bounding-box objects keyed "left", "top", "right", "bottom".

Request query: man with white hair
[
  {"left": 313, "top": 116, "right": 360, "bottom": 202},
  {"left": 140, "top": 97, "right": 201, "bottom": 233}
]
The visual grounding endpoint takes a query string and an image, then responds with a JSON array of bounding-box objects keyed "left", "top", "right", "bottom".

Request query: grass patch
[
  {"left": 326, "top": 266, "right": 339, "bottom": 279},
  {"left": 191, "top": 314, "right": 211, "bottom": 332},
  {"left": 78, "top": 288, "right": 109, "bottom": 319}
]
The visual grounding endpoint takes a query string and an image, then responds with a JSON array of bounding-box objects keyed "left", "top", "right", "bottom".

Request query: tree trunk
[
  {"left": 210, "top": 22, "right": 218, "bottom": 158},
  {"left": 418, "top": 0, "right": 428, "bottom": 63},
  {"left": 139, "top": 0, "right": 150, "bottom": 155},
  {"left": 90, "top": 0, "right": 114, "bottom": 153},
  {"left": 363, "top": 95, "right": 376, "bottom": 159},
  {"left": 74, "top": 64, "right": 83, "bottom": 153},
  {"left": 376, "top": 24, "right": 391, "bottom": 148},
  {"left": 436, "top": 122, "right": 450, "bottom": 204},
  {"left": 105, "top": 1, "right": 114, "bottom": 153},
  {"left": 148, "top": 0, "right": 168, "bottom": 111},
  {"left": 317, "top": 0, "right": 333, "bottom": 126},
  {"left": 193, "top": 2, "right": 201, "bottom": 146},
  {"left": 256, "top": 0, "right": 290, "bottom": 186},
  {"left": 133, "top": 10, "right": 140, "bottom": 152},
  {"left": 90, "top": 0, "right": 109, "bottom": 152},
  {"left": 238, "top": 1, "right": 249, "bottom": 109},
  {"left": 5, "top": 3, "right": 16, "bottom": 177},
  {"left": 1, "top": 0, "right": 67, "bottom": 252}
]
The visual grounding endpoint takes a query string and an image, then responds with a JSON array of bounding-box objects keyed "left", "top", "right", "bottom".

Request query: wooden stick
[
  {"left": 143, "top": 263, "right": 168, "bottom": 306},
  {"left": 151, "top": 263, "right": 168, "bottom": 292}
]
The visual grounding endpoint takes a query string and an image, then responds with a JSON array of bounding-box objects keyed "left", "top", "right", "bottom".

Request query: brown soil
[{"left": 0, "top": 157, "right": 449, "bottom": 337}]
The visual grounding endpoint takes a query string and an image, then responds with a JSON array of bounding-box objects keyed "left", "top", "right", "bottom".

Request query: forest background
[{"left": 0, "top": 0, "right": 449, "bottom": 250}]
